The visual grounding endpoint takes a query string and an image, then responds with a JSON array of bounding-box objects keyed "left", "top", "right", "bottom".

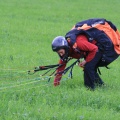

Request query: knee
[{"left": 84, "top": 64, "right": 93, "bottom": 72}]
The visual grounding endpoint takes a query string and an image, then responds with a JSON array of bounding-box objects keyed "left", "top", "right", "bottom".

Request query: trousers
[{"left": 83, "top": 50, "right": 118, "bottom": 89}]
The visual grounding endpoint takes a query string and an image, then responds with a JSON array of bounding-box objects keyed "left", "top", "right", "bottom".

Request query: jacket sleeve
[
  {"left": 54, "top": 59, "right": 66, "bottom": 86},
  {"left": 76, "top": 35, "right": 98, "bottom": 62}
]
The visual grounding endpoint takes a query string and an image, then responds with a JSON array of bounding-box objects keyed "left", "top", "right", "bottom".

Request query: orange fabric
[
  {"left": 73, "top": 22, "right": 120, "bottom": 54},
  {"left": 77, "top": 24, "right": 91, "bottom": 30},
  {"left": 94, "top": 22, "right": 120, "bottom": 54}
]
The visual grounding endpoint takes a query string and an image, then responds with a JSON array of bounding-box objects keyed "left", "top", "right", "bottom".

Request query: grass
[{"left": 0, "top": 0, "right": 120, "bottom": 120}]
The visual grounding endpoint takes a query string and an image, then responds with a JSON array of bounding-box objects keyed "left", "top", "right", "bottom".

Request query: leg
[
  {"left": 84, "top": 51, "right": 102, "bottom": 89},
  {"left": 94, "top": 71, "right": 104, "bottom": 86}
]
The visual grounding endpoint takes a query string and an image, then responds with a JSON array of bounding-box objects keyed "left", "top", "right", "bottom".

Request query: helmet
[
  {"left": 52, "top": 36, "right": 69, "bottom": 61},
  {"left": 52, "top": 36, "right": 68, "bottom": 52}
]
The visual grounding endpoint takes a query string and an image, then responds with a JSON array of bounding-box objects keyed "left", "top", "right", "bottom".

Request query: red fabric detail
[
  {"left": 54, "top": 77, "right": 61, "bottom": 86},
  {"left": 76, "top": 35, "right": 98, "bottom": 62},
  {"left": 54, "top": 59, "right": 66, "bottom": 86}
]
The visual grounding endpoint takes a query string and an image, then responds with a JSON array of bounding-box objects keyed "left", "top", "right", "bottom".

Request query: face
[{"left": 57, "top": 49, "right": 65, "bottom": 57}]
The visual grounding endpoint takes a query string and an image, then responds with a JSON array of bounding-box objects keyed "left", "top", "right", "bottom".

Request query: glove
[
  {"left": 54, "top": 78, "right": 60, "bottom": 86},
  {"left": 54, "top": 75, "right": 62, "bottom": 86}
]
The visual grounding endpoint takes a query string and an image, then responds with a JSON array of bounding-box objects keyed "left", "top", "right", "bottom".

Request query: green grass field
[{"left": 0, "top": 0, "right": 120, "bottom": 120}]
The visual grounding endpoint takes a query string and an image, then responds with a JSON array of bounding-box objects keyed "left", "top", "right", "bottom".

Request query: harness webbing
[
  {"left": 28, "top": 58, "right": 80, "bottom": 82},
  {"left": 55, "top": 59, "right": 80, "bottom": 77}
]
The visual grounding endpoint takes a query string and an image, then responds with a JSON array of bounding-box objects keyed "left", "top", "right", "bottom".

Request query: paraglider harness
[
  {"left": 65, "top": 18, "right": 120, "bottom": 66},
  {"left": 28, "top": 18, "right": 120, "bottom": 81}
]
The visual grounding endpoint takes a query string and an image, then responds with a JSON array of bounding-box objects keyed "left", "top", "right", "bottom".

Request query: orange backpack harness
[{"left": 70, "top": 18, "right": 120, "bottom": 54}]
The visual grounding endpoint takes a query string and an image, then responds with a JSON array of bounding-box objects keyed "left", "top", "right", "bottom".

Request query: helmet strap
[{"left": 59, "top": 47, "right": 69, "bottom": 62}]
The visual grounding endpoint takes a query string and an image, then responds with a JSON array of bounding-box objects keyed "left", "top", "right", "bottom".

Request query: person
[{"left": 51, "top": 18, "right": 120, "bottom": 90}]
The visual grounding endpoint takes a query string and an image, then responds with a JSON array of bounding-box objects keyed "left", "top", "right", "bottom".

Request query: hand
[
  {"left": 79, "top": 60, "right": 86, "bottom": 68},
  {"left": 54, "top": 75, "right": 62, "bottom": 86},
  {"left": 54, "top": 79, "right": 60, "bottom": 86}
]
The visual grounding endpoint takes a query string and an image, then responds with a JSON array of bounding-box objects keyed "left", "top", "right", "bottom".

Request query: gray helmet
[{"left": 52, "top": 36, "right": 68, "bottom": 52}]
